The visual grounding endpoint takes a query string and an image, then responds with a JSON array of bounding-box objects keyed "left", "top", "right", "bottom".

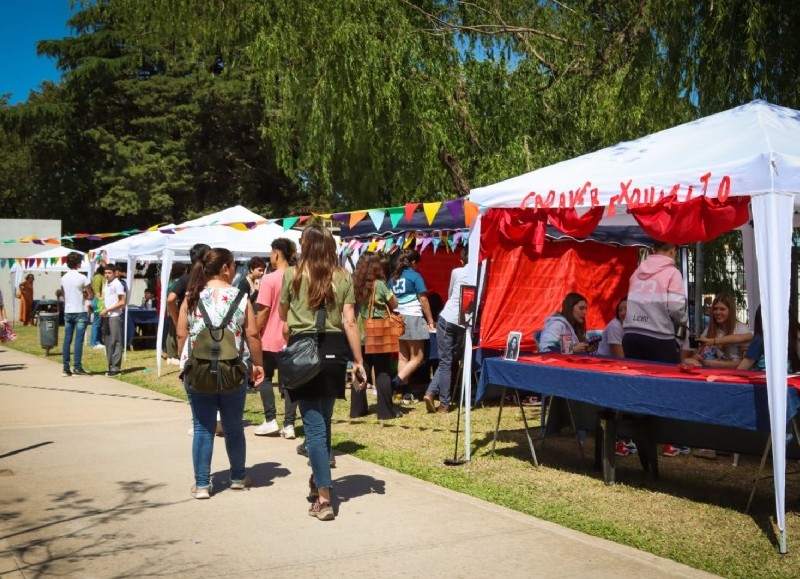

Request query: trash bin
[{"left": 39, "top": 312, "right": 59, "bottom": 352}]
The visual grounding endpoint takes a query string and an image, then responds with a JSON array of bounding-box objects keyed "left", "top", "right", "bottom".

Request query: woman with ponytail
[{"left": 177, "top": 248, "right": 264, "bottom": 500}]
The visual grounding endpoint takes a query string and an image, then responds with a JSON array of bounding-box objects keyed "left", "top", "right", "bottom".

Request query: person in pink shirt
[
  {"left": 253, "top": 238, "right": 298, "bottom": 438},
  {"left": 622, "top": 239, "right": 688, "bottom": 364}
]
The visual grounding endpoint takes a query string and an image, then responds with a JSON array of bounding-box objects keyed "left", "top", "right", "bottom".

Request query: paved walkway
[{"left": 0, "top": 346, "right": 716, "bottom": 578}]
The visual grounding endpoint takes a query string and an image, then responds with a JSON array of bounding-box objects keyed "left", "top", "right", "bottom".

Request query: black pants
[{"left": 622, "top": 333, "right": 680, "bottom": 364}]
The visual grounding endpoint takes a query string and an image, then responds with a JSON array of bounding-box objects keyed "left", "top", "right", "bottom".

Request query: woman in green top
[
  {"left": 279, "top": 224, "right": 365, "bottom": 521},
  {"left": 354, "top": 253, "right": 400, "bottom": 419}
]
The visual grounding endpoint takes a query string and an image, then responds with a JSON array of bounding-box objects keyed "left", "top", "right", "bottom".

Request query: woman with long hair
[
  {"left": 737, "top": 306, "right": 800, "bottom": 372},
  {"left": 389, "top": 249, "right": 436, "bottom": 401},
  {"left": 17, "top": 274, "right": 34, "bottom": 326},
  {"left": 177, "top": 248, "right": 264, "bottom": 499},
  {"left": 279, "top": 224, "right": 365, "bottom": 521},
  {"left": 684, "top": 292, "right": 752, "bottom": 368},
  {"left": 538, "top": 292, "right": 592, "bottom": 354},
  {"left": 354, "top": 253, "right": 400, "bottom": 419},
  {"left": 597, "top": 298, "right": 627, "bottom": 357}
]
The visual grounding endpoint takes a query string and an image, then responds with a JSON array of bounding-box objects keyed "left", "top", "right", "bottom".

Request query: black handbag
[{"left": 276, "top": 307, "right": 326, "bottom": 391}]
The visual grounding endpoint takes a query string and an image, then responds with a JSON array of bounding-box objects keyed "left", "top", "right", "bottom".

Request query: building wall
[{"left": 1, "top": 219, "right": 63, "bottom": 323}]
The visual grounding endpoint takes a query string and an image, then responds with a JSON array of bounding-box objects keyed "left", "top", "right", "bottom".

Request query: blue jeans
[
  {"left": 426, "top": 317, "right": 465, "bottom": 407},
  {"left": 90, "top": 308, "right": 103, "bottom": 347},
  {"left": 63, "top": 312, "right": 89, "bottom": 371},
  {"left": 298, "top": 396, "right": 336, "bottom": 489},
  {"left": 184, "top": 379, "right": 247, "bottom": 488}
]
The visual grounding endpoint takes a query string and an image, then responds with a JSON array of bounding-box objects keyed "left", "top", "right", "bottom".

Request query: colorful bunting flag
[
  {"left": 404, "top": 203, "right": 420, "bottom": 224},
  {"left": 387, "top": 207, "right": 404, "bottom": 228},
  {"left": 422, "top": 202, "right": 442, "bottom": 225},
  {"left": 368, "top": 209, "right": 385, "bottom": 231},
  {"left": 349, "top": 211, "right": 368, "bottom": 229}
]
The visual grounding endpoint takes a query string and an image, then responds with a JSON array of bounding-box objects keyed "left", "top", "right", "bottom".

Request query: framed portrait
[
  {"left": 459, "top": 285, "right": 477, "bottom": 327},
  {"left": 504, "top": 331, "right": 522, "bottom": 361}
]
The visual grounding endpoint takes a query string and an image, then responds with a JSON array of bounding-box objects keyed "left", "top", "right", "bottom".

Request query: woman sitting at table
[
  {"left": 538, "top": 292, "right": 592, "bottom": 354},
  {"left": 737, "top": 306, "right": 800, "bottom": 372},
  {"left": 684, "top": 293, "right": 752, "bottom": 368},
  {"left": 597, "top": 298, "right": 626, "bottom": 358}
]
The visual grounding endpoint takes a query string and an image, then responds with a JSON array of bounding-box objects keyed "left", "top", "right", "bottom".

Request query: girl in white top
[
  {"left": 597, "top": 298, "right": 626, "bottom": 357},
  {"left": 684, "top": 292, "right": 752, "bottom": 368}
]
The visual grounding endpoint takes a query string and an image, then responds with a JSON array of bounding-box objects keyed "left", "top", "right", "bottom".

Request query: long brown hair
[
  {"left": 354, "top": 253, "right": 388, "bottom": 306},
  {"left": 291, "top": 224, "right": 340, "bottom": 308},
  {"left": 560, "top": 292, "right": 587, "bottom": 342},
  {"left": 706, "top": 292, "right": 738, "bottom": 337},
  {"left": 391, "top": 248, "right": 420, "bottom": 280},
  {"left": 185, "top": 248, "right": 233, "bottom": 313}
]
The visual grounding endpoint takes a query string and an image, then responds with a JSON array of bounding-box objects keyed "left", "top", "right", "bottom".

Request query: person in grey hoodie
[
  {"left": 538, "top": 292, "right": 591, "bottom": 354},
  {"left": 622, "top": 239, "right": 688, "bottom": 363}
]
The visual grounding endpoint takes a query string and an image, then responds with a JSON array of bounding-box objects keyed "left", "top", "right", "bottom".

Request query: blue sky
[{"left": 0, "top": 0, "right": 76, "bottom": 104}]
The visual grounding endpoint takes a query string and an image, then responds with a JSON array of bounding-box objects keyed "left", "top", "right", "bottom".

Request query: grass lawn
[{"left": 7, "top": 325, "right": 800, "bottom": 578}]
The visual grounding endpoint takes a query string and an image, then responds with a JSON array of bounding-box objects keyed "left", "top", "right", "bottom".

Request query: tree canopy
[{"left": 3, "top": 0, "right": 800, "bottom": 255}]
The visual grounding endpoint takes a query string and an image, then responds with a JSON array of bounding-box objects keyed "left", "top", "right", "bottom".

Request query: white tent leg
[
  {"left": 752, "top": 192, "right": 793, "bottom": 553},
  {"left": 155, "top": 249, "right": 174, "bottom": 377}
]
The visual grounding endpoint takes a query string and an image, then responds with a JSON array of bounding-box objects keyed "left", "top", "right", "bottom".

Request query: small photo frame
[
  {"left": 459, "top": 285, "right": 477, "bottom": 327},
  {"left": 505, "top": 331, "right": 522, "bottom": 361}
]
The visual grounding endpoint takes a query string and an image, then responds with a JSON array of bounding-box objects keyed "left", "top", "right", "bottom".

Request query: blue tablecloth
[
  {"left": 126, "top": 308, "right": 160, "bottom": 346},
  {"left": 478, "top": 356, "right": 800, "bottom": 432}
]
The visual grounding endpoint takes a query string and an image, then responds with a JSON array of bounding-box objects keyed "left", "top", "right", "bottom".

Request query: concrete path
[{"left": 0, "top": 346, "right": 715, "bottom": 578}]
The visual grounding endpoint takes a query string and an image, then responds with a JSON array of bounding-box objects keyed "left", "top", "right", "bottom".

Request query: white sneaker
[
  {"left": 92, "top": 344, "right": 106, "bottom": 350},
  {"left": 280, "top": 425, "right": 296, "bottom": 439},
  {"left": 254, "top": 419, "right": 280, "bottom": 436},
  {"left": 167, "top": 357, "right": 180, "bottom": 366}
]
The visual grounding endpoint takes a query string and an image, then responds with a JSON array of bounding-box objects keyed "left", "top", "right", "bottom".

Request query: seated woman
[
  {"left": 538, "top": 292, "right": 592, "bottom": 354},
  {"left": 737, "top": 306, "right": 800, "bottom": 372},
  {"left": 597, "top": 298, "right": 626, "bottom": 358},
  {"left": 683, "top": 292, "right": 752, "bottom": 368}
]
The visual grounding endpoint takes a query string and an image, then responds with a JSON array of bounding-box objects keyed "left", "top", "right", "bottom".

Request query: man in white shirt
[
  {"left": 61, "top": 252, "right": 93, "bottom": 377},
  {"left": 101, "top": 266, "right": 126, "bottom": 376},
  {"left": 423, "top": 251, "right": 470, "bottom": 413}
]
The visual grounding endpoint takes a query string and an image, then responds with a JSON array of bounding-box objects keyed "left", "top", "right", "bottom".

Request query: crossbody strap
[
  {"left": 315, "top": 306, "right": 327, "bottom": 333},
  {"left": 367, "top": 282, "right": 377, "bottom": 319}
]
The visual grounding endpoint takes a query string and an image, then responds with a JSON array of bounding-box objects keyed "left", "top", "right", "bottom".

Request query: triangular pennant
[
  {"left": 404, "top": 203, "right": 420, "bottom": 223},
  {"left": 432, "top": 237, "right": 442, "bottom": 253},
  {"left": 464, "top": 200, "right": 480, "bottom": 227},
  {"left": 445, "top": 199, "right": 463, "bottom": 223},
  {"left": 387, "top": 207, "right": 405, "bottom": 228},
  {"left": 421, "top": 237, "right": 433, "bottom": 252},
  {"left": 227, "top": 222, "right": 250, "bottom": 231},
  {"left": 452, "top": 231, "right": 463, "bottom": 247},
  {"left": 404, "top": 233, "right": 415, "bottom": 249},
  {"left": 298, "top": 216, "right": 310, "bottom": 225},
  {"left": 368, "top": 209, "right": 385, "bottom": 231},
  {"left": 283, "top": 217, "right": 300, "bottom": 231},
  {"left": 376, "top": 239, "right": 386, "bottom": 251},
  {"left": 349, "top": 211, "right": 367, "bottom": 229},
  {"left": 367, "top": 239, "right": 378, "bottom": 252},
  {"left": 384, "top": 237, "right": 395, "bottom": 252},
  {"left": 448, "top": 235, "right": 458, "bottom": 251},
  {"left": 422, "top": 202, "right": 442, "bottom": 226}
]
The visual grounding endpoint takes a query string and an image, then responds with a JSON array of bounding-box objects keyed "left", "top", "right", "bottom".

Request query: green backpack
[{"left": 185, "top": 290, "right": 248, "bottom": 393}]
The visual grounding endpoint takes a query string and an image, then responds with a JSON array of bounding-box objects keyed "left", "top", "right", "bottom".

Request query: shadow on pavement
[{"left": 0, "top": 481, "right": 196, "bottom": 577}]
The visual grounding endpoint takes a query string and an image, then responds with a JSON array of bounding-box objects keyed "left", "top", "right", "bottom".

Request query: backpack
[{"left": 185, "top": 290, "right": 248, "bottom": 393}]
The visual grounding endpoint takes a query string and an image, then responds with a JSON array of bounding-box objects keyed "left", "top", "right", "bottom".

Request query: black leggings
[{"left": 622, "top": 333, "right": 680, "bottom": 364}]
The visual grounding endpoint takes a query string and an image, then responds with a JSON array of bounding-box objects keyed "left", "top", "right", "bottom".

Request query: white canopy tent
[
  {"left": 467, "top": 100, "right": 800, "bottom": 552},
  {"left": 92, "top": 206, "right": 303, "bottom": 375}
]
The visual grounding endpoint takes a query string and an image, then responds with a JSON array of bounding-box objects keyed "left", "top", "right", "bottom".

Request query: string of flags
[
  {"left": 339, "top": 229, "right": 470, "bottom": 259},
  {"left": 0, "top": 199, "right": 481, "bottom": 266}
]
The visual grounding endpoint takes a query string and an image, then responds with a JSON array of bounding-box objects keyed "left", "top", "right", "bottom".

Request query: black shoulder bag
[{"left": 276, "top": 307, "right": 326, "bottom": 390}]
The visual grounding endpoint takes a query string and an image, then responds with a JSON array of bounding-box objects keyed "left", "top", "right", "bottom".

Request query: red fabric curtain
[
  {"left": 480, "top": 207, "right": 606, "bottom": 260},
  {"left": 628, "top": 195, "right": 750, "bottom": 244},
  {"left": 478, "top": 240, "right": 639, "bottom": 351},
  {"left": 415, "top": 249, "right": 464, "bottom": 305}
]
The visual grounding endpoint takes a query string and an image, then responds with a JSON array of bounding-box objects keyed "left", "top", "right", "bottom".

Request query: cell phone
[{"left": 355, "top": 368, "right": 367, "bottom": 385}]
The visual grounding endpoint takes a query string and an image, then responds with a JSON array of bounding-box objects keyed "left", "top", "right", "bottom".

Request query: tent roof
[
  {"left": 10, "top": 246, "right": 89, "bottom": 271},
  {"left": 470, "top": 100, "right": 800, "bottom": 210},
  {"left": 93, "top": 206, "right": 303, "bottom": 261}
]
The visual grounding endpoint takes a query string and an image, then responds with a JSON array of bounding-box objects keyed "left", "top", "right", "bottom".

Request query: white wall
[{"left": 0, "top": 219, "right": 62, "bottom": 320}]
